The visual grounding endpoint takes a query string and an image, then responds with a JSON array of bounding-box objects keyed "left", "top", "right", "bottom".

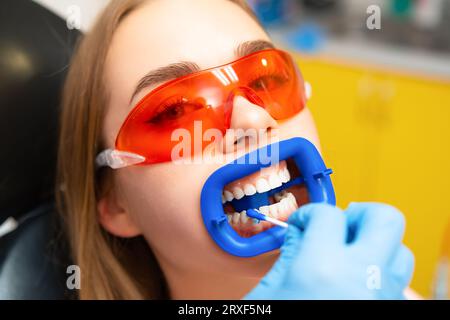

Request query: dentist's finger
[
  {"left": 389, "top": 244, "right": 415, "bottom": 289},
  {"left": 347, "top": 202, "right": 406, "bottom": 265},
  {"left": 246, "top": 203, "right": 346, "bottom": 299},
  {"left": 288, "top": 203, "right": 346, "bottom": 248}
]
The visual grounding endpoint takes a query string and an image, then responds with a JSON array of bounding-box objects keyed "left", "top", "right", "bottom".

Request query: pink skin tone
[{"left": 97, "top": 0, "right": 320, "bottom": 299}]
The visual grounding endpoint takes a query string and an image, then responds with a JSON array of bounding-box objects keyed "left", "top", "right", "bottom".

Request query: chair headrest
[
  {"left": 0, "top": 203, "right": 74, "bottom": 299},
  {"left": 0, "top": 0, "right": 80, "bottom": 223}
]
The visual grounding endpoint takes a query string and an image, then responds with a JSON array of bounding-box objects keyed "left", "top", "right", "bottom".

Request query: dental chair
[{"left": 0, "top": 0, "right": 80, "bottom": 299}]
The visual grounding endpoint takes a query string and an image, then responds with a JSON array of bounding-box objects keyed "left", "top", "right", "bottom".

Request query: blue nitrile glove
[{"left": 244, "top": 202, "right": 414, "bottom": 299}]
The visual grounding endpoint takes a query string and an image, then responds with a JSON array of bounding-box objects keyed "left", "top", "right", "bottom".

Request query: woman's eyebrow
[
  {"left": 130, "top": 40, "right": 275, "bottom": 104},
  {"left": 130, "top": 61, "right": 200, "bottom": 104},
  {"left": 235, "top": 40, "right": 275, "bottom": 57}
]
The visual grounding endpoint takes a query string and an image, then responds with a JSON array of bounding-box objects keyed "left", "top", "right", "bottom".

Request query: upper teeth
[
  {"left": 223, "top": 190, "right": 234, "bottom": 202},
  {"left": 222, "top": 167, "right": 290, "bottom": 203},
  {"left": 243, "top": 184, "right": 256, "bottom": 196}
]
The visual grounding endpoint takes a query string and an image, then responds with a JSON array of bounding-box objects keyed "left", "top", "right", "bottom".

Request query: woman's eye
[
  {"left": 147, "top": 101, "right": 202, "bottom": 125},
  {"left": 248, "top": 74, "right": 287, "bottom": 91}
]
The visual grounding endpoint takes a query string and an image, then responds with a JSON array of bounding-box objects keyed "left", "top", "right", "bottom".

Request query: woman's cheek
[
  {"left": 119, "top": 166, "right": 218, "bottom": 256},
  {"left": 278, "top": 107, "right": 321, "bottom": 152}
]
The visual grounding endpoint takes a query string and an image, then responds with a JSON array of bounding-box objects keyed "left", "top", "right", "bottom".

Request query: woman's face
[{"left": 100, "top": 0, "right": 320, "bottom": 287}]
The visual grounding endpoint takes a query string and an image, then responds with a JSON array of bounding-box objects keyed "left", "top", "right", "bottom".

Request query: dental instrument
[{"left": 246, "top": 208, "right": 289, "bottom": 228}]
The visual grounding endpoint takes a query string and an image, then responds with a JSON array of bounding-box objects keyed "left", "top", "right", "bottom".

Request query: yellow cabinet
[{"left": 296, "top": 55, "right": 450, "bottom": 297}]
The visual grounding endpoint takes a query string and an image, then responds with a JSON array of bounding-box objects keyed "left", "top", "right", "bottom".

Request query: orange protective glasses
[{"left": 96, "top": 49, "right": 307, "bottom": 168}]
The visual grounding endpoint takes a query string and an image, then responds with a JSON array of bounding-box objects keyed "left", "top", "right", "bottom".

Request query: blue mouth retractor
[{"left": 200, "top": 137, "right": 335, "bottom": 257}]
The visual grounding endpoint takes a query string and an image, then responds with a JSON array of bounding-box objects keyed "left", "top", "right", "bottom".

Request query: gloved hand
[{"left": 244, "top": 202, "right": 414, "bottom": 299}]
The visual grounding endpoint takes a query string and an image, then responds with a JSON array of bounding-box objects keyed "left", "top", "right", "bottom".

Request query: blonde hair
[{"left": 56, "top": 0, "right": 260, "bottom": 299}]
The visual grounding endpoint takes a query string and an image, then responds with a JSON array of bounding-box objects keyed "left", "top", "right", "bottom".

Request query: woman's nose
[{"left": 221, "top": 95, "right": 278, "bottom": 154}]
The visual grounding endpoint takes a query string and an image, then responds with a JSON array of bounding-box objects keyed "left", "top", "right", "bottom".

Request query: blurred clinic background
[
  {"left": 0, "top": 0, "right": 449, "bottom": 299},
  {"left": 248, "top": 0, "right": 450, "bottom": 298}
]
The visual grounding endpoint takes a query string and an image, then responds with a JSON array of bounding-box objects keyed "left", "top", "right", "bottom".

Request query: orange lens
[{"left": 115, "top": 49, "right": 306, "bottom": 164}]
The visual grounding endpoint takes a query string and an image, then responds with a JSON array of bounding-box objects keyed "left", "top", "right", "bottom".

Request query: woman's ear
[{"left": 97, "top": 185, "right": 141, "bottom": 238}]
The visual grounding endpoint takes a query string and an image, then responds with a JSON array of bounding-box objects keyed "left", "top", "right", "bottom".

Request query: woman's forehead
[{"left": 104, "top": 0, "right": 269, "bottom": 105}]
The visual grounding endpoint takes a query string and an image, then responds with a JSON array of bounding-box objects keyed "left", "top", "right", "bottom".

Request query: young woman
[{"left": 57, "top": 0, "right": 414, "bottom": 299}]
